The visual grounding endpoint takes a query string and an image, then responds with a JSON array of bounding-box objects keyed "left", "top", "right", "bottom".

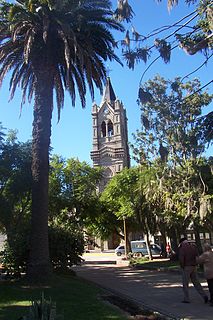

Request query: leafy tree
[
  {"left": 65, "top": 158, "right": 103, "bottom": 220},
  {"left": 0, "top": 150, "right": 86, "bottom": 275},
  {"left": 49, "top": 156, "right": 103, "bottom": 217},
  {"left": 0, "top": 132, "right": 32, "bottom": 275},
  {"left": 132, "top": 75, "right": 212, "bottom": 164},
  {"left": 100, "top": 167, "right": 137, "bottom": 253},
  {"left": 0, "top": 0, "right": 124, "bottom": 280},
  {"left": 0, "top": 134, "right": 32, "bottom": 244},
  {"left": 49, "top": 156, "right": 103, "bottom": 244},
  {"left": 131, "top": 76, "right": 213, "bottom": 249},
  {"left": 100, "top": 167, "right": 158, "bottom": 257},
  {"left": 159, "top": 158, "right": 213, "bottom": 252}
]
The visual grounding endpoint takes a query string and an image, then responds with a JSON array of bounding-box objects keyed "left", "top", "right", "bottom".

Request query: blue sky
[{"left": 0, "top": 0, "right": 212, "bottom": 165}]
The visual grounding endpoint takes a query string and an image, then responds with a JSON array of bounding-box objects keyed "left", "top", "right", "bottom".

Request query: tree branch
[
  {"left": 146, "top": 10, "right": 197, "bottom": 39},
  {"left": 181, "top": 53, "right": 213, "bottom": 81},
  {"left": 139, "top": 44, "right": 178, "bottom": 84}
]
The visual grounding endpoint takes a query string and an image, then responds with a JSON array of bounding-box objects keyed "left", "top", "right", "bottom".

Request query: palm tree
[{"left": 0, "top": 0, "right": 123, "bottom": 281}]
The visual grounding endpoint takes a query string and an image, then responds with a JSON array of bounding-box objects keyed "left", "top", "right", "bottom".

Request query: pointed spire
[{"left": 102, "top": 77, "right": 116, "bottom": 104}]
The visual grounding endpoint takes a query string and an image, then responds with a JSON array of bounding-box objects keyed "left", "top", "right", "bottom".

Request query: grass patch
[
  {"left": 0, "top": 273, "right": 127, "bottom": 320},
  {"left": 130, "top": 259, "right": 180, "bottom": 271}
]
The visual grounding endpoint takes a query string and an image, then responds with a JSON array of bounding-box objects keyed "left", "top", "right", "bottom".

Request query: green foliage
[
  {"left": 0, "top": 224, "right": 30, "bottom": 276},
  {"left": 129, "top": 255, "right": 149, "bottom": 266},
  {"left": 129, "top": 257, "right": 179, "bottom": 270},
  {"left": 199, "top": 111, "right": 213, "bottom": 143},
  {"left": 49, "top": 224, "right": 84, "bottom": 270},
  {"left": 23, "top": 293, "right": 63, "bottom": 320},
  {"left": 1, "top": 223, "right": 84, "bottom": 275},
  {"left": 100, "top": 166, "right": 159, "bottom": 240},
  {"left": 0, "top": 142, "right": 100, "bottom": 275},
  {"left": 133, "top": 75, "right": 212, "bottom": 164},
  {"left": 132, "top": 76, "right": 213, "bottom": 239},
  {"left": 0, "top": 131, "right": 32, "bottom": 275},
  {"left": 49, "top": 156, "right": 104, "bottom": 239},
  {"left": 49, "top": 156, "right": 102, "bottom": 215},
  {"left": 0, "top": 134, "right": 32, "bottom": 234},
  {"left": 101, "top": 167, "right": 140, "bottom": 219}
]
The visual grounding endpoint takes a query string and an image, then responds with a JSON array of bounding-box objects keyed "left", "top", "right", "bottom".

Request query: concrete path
[{"left": 73, "top": 254, "right": 213, "bottom": 320}]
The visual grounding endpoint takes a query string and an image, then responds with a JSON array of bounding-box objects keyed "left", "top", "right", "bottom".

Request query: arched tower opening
[
  {"left": 101, "top": 121, "right": 106, "bottom": 137},
  {"left": 108, "top": 120, "right": 114, "bottom": 136}
]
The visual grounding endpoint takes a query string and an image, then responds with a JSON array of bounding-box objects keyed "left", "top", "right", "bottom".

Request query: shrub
[
  {"left": 49, "top": 226, "right": 84, "bottom": 270},
  {"left": 1, "top": 226, "right": 84, "bottom": 275},
  {"left": 0, "top": 226, "right": 30, "bottom": 276}
]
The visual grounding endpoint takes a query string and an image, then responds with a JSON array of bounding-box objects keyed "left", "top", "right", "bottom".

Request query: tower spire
[{"left": 102, "top": 77, "right": 116, "bottom": 103}]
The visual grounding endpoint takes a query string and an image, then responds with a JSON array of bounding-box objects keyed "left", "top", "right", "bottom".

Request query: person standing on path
[
  {"left": 197, "top": 243, "right": 213, "bottom": 306},
  {"left": 178, "top": 237, "right": 208, "bottom": 304}
]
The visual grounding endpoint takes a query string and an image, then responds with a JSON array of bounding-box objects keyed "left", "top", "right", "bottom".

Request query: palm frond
[{"left": 0, "top": 0, "right": 123, "bottom": 110}]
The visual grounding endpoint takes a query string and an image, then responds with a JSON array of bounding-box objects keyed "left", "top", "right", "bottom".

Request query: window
[
  {"left": 108, "top": 120, "right": 114, "bottom": 136},
  {"left": 101, "top": 121, "right": 106, "bottom": 137},
  {"left": 105, "top": 167, "right": 113, "bottom": 178}
]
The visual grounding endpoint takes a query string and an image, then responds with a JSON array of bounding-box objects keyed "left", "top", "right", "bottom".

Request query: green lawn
[
  {"left": 130, "top": 258, "right": 204, "bottom": 274},
  {"left": 130, "top": 258, "right": 180, "bottom": 270},
  {"left": 0, "top": 273, "right": 127, "bottom": 320}
]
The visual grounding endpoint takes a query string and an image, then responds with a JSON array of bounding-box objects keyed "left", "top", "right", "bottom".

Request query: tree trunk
[
  {"left": 124, "top": 219, "right": 131, "bottom": 255},
  {"left": 27, "top": 68, "right": 53, "bottom": 282},
  {"left": 169, "top": 226, "right": 178, "bottom": 253},
  {"left": 145, "top": 230, "right": 153, "bottom": 261},
  {"left": 158, "top": 227, "right": 167, "bottom": 258},
  {"left": 194, "top": 223, "right": 203, "bottom": 255}
]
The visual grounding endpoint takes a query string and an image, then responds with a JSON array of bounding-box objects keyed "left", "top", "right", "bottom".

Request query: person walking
[
  {"left": 178, "top": 237, "right": 208, "bottom": 304},
  {"left": 197, "top": 243, "right": 213, "bottom": 306},
  {"left": 166, "top": 242, "right": 171, "bottom": 258}
]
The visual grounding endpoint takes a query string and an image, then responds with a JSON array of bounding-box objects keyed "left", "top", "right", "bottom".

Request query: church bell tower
[{"left": 90, "top": 77, "right": 130, "bottom": 191}]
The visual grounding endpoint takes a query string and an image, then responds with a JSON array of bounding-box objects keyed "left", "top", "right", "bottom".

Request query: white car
[{"left": 115, "top": 245, "right": 125, "bottom": 256}]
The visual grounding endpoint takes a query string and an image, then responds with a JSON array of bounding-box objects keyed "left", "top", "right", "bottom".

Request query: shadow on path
[{"left": 73, "top": 263, "right": 212, "bottom": 320}]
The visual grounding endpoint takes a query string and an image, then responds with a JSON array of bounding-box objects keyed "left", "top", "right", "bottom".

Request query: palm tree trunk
[{"left": 27, "top": 68, "right": 53, "bottom": 281}]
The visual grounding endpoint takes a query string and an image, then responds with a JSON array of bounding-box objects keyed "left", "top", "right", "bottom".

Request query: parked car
[
  {"left": 115, "top": 245, "right": 125, "bottom": 256},
  {"left": 131, "top": 240, "right": 162, "bottom": 257},
  {"left": 115, "top": 241, "right": 162, "bottom": 257}
]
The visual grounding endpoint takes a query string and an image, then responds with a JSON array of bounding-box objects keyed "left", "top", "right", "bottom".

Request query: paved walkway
[{"left": 73, "top": 256, "right": 212, "bottom": 320}]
